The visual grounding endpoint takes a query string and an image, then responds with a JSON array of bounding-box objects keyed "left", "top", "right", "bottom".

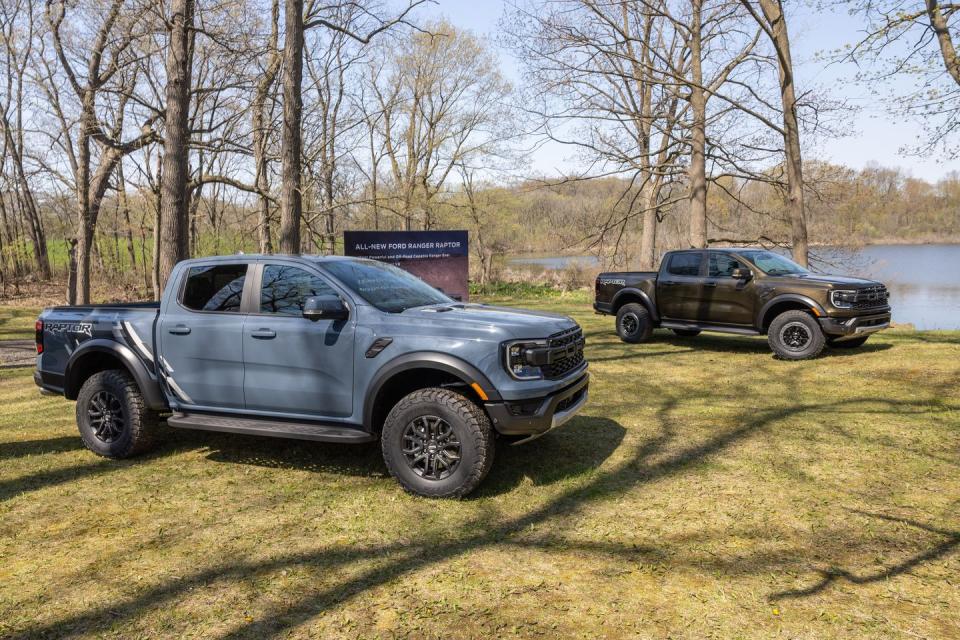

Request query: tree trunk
[
  {"left": 687, "top": 0, "right": 708, "bottom": 249},
  {"left": 152, "top": 156, "right": 163, "bottom": 299},
  {"left": 117, "top": 164, "right": 137, "bottom": 274},
  {"left": 280, "top": 0, "right": 304, "bottom": 254},
  {"left": 67, "top": 239, "right": 78, "bottom": 305},
  {"left": 638, "top": 183, "right": 658, "bottom": 270},
  {"left": 926, "top": 0, "right": 960, "bottom": 86},
  {"left": 159, "top": 0, "right": 195, "bottom": 288},
  {"left": 758, "top": 0, "right": 808, "bottom": 266}
]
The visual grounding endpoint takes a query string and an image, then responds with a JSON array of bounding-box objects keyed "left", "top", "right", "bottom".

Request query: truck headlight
[
  {"left": 503, "top": 340, "right": 548, "bottom": 380},
  {"left": 830, "top": 290, "right": 857, "bottom": 308}
]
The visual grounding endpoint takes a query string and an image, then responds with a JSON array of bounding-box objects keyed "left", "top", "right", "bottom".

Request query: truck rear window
[
  {"left": 181, "top": 264, "right": 247, "bottom": 312},
  {"left": 666, "top": 252, "right": 702, "bottom": 277}
]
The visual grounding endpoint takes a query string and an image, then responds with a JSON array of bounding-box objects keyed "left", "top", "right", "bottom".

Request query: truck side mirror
[
  {"left": 731, "top": 268, "right": 753, "bottom": 280},
  {"left": 303, "top": 295, "right": 348, "bottom": 321}
]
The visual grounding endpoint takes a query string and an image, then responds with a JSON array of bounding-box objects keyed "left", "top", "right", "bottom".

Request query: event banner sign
[{"left": 343, "top": 230, "right": 469, "bottom": 301}]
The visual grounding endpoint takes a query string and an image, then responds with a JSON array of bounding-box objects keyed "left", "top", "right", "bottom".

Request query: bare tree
[
  {"left": 839, "top": 0, "right": 960, "bottom": 156},
  {"left": 370, "top": 21, "right": 516, "bottom": 231},
  {"left": 253, "top": 0, "right": 281, "bottom": 253},
  {"left": 739, "top": 0, "right": 807, "bottom": 265},
  {"left": 277, "top": 0, "right": 425, "bottom": 254},
  {"left": 42, "top": 0, "right": 160, "bottom": 303},
  {"left": 158, "top": 0, "right": 196, "bottom": 288},
  {"left": 0, "top": 0, "right": 50, "bottom": 278}
]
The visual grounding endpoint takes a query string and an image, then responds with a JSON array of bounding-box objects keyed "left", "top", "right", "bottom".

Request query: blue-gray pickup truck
[{"left": 34, "top": 255, "right": 589, "bottom": 497}]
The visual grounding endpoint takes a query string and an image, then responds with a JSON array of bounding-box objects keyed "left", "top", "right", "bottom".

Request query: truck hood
[
  {"left": 401, "top": 303, "right": 576, "bottom": 338},
  {"left": 779, "top": 273, "right": 883, "bottom": 287}
]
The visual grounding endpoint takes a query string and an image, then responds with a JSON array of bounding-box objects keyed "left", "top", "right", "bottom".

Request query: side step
[
  {"left": 660, "top": 320, "right": 761, "bottom": 336},
  {"left": 167, "top": 413, "right": 376, "bottom": 444}
]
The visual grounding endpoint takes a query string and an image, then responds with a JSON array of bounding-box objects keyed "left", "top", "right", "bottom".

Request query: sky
[{"left": 415, "top": 0, "right": 960, "bottom": 181}]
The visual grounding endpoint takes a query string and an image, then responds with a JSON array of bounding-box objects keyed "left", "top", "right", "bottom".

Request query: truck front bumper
[
  {"left": 485, "top": 372, "right": 589, "bottom": 444},
  {"left": 818, "top": 312, "right": 891, "bottom": 340}
]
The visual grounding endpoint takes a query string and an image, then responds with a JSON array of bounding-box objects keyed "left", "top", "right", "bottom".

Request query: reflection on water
[
  {"left": 810, "top": 244, "right": 960, "bottom": 330},
  {"left": 508, "top": 244, "right": 960, "bottom": 330}
]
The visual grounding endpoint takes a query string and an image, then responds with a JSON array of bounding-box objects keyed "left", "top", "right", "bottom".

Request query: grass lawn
[{"left": 1, "top": 293, "right": 958, "bottom": 639}]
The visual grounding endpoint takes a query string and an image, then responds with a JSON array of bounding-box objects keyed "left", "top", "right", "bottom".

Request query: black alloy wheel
[
  {"left": 87, "top": 390, "right": 125, "bottom": 443},
  {"left": 401, "top": 415, "right": 462, "bottom": 481}
]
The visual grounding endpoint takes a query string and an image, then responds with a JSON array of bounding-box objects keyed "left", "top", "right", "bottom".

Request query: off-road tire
[
  {"left": 616, "top": 303, "right": 653, "bottom": 344},
  {"left": 827, "top": 336, "right": 869, "bottom": 349},
  {"left": 768, "top": 310, "right": 826, "bottom": 360},
  {"left": 76, "top": 369, "right": 160, "bottom": 458},
  {"left": 671, "top": 329, "right": 701, "bottom": 337},
  {"left": 381, "top": 388, "right": 494, "bottom": 499}
]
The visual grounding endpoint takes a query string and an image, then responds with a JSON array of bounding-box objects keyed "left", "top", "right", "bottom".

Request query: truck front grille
[
  {"left": 542, "top": 326, "right": 585, "bottom": 380},
  {"left": 853, "top": 285, "right": 889, "bottom": 309}
]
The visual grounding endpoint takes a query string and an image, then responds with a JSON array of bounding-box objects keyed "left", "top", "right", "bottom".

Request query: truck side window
[
  {"left": 181, "top": 264, "right": 247, "bottom": 312},
  {"left": 666, "top": 252, "right": 702, "bottom": 277},
  {"left": 708, "top": 253, "right": 744, "bottom": 277},
  {"left": 260, "top": 265, "right": 337, "bottom": 315}
]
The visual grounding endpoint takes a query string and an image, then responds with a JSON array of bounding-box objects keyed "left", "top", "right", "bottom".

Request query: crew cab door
[
  {"left": 242, "top": 262, "right": 356, "bottom": 418},
  {"left": 701, "top": 252, "right": 755, "bottom": 326},
  {"left": 157, "top": 262, "right": 251, "bottom": 409},
  {"left": 657, "top": 251, "right": 705, "bottom": 320}
]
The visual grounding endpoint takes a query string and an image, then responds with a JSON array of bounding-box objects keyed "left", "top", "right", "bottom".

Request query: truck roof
[
  {"left": 179, "top": 254, "right": 363, "bottom": 264},
  {"left": 669, "top": 247, "right": 765, "bottom": 253}
]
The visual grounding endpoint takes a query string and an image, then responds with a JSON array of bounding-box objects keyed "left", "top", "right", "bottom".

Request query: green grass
[
  {"left": 1, "top": 300, "right": 958, "bottom": 638},
  {"left": 0, "top": 307, "right": 40, "bottom": 340}
]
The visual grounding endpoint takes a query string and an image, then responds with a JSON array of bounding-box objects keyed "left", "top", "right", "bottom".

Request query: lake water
[{"left": 508, "top": 244, "right": 960, "bottom": 330}]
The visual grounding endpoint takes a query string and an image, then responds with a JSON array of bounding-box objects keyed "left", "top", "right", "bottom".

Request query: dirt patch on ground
[{"left": 0, "top": 339, "right": 35, "bottom": 368}]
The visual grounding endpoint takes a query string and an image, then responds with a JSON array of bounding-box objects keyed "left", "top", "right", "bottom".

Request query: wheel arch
[
  {"left": 757, "top": 295, "right": 826, "bottom": 333},
  {"left": 611, "top": 288, "right": 658, "bottom": 321},
  {"left": 364, "top": 352, "right": 500, "bottom": 434},
  {"left": 64, "top": 340, "right": 166, "bottom": 410}
]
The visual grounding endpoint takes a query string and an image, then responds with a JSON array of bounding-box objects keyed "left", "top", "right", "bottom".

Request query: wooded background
[{"left": 0, "top": 0, "right": 957, "bottom": 302}]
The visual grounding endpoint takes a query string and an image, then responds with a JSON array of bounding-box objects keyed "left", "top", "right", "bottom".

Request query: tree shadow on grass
[
  {"left": 769, "top": 510, "right": 960, "bottom": 601},
  {"left": 0, "top": 442, "right": 187, "bottom": 504},
  {"left": 199, "top": 431, "right": 387, "bottom": 478},
  {"left": 476, "top": 416, "right": 625, "bottom": 497},
  {"left": 0, "top": 435, "right": 81, "bottom": 461},
  {"left": 10, "top": 396, "right": 957, "bottom": 639}
]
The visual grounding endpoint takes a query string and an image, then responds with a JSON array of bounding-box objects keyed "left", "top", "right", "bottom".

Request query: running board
[
  {"left": 660, "top": 321, "right": 761, "bottom": 336},
  {"left": 167, "top": 413, "right": 376, "bottom": 444}
]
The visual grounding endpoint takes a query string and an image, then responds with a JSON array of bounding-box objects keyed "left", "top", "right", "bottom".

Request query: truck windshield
[
  {"left": 738, "top": 250, "right": 809, "bottom": 276},
  {"left": 320, "top": 259, "right": 453, "bottom": 313}
]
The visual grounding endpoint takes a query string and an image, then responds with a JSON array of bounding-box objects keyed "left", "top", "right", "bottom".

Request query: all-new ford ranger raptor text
[
  {"left": 594, "top": 248, "right": 891, "bottom": 360},
  {"left": 35, "top": 255, "right": 589, "bottom": 497}
]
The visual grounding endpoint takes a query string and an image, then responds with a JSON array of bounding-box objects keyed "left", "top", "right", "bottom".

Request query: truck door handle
[
  {"left": 251, "top": 328, "right": 276, "bottom": 339},
  {"left": 168, "top": 325, "right": 191, "bottom": 335},
  {"left": 703, "top": 282, "right": 717, "bottom": 288},
  {"left": 661, "top": 281, "right": 677, "bottom": 286}
]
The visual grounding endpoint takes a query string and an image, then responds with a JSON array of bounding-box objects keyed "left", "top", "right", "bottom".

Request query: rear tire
[
  {"left": 381, "top": 388, "right": 494, "bottom": 498},
  {"left": 768, "top": 310, "right": 826, "bottom": 360},
  {"left": 827, "top": 336, "right": 869, "bottom": 349},
  {"left": 616, "top": 303, "right": 653, "bottom": 343},
  {"left": 76, "top": 369, "right": 160, "bottom": 458},
  {"left": 671, "top": 329, "right": 701, "bottom": 337}
]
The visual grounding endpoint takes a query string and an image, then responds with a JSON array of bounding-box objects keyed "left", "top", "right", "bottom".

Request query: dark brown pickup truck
[{"left": 594, "top": 248, "right": 891, "bottom": 360}]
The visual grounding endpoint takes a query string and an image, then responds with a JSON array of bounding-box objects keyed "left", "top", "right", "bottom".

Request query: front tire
[
  {"left": 768, "top": 310, "right": 826, "bottom": 360},
  {"left": 381, "top": 388, "right": 494, "bottom": 498},
  {"left": 827, "top": 336, "right": 869, "bottom": 349},
  {"left": 76, "top": 369, "right": 160, "bottom": 458},
  {"left": 616, "top": 303, "right": 653, "bottom": 343}
]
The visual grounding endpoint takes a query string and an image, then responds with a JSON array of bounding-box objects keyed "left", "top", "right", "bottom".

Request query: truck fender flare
[
  {"left": 64, "top": 339, "right": 166, "bottom": 410},
  {"left": 611, "top": 288, "right": 659, "bottom": 322},
  {"left": 756, "top": 294, "right": 827, "bottom": 329},
  {"left": 363, "top": 352, "right": 502, "bottom": 428}
]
